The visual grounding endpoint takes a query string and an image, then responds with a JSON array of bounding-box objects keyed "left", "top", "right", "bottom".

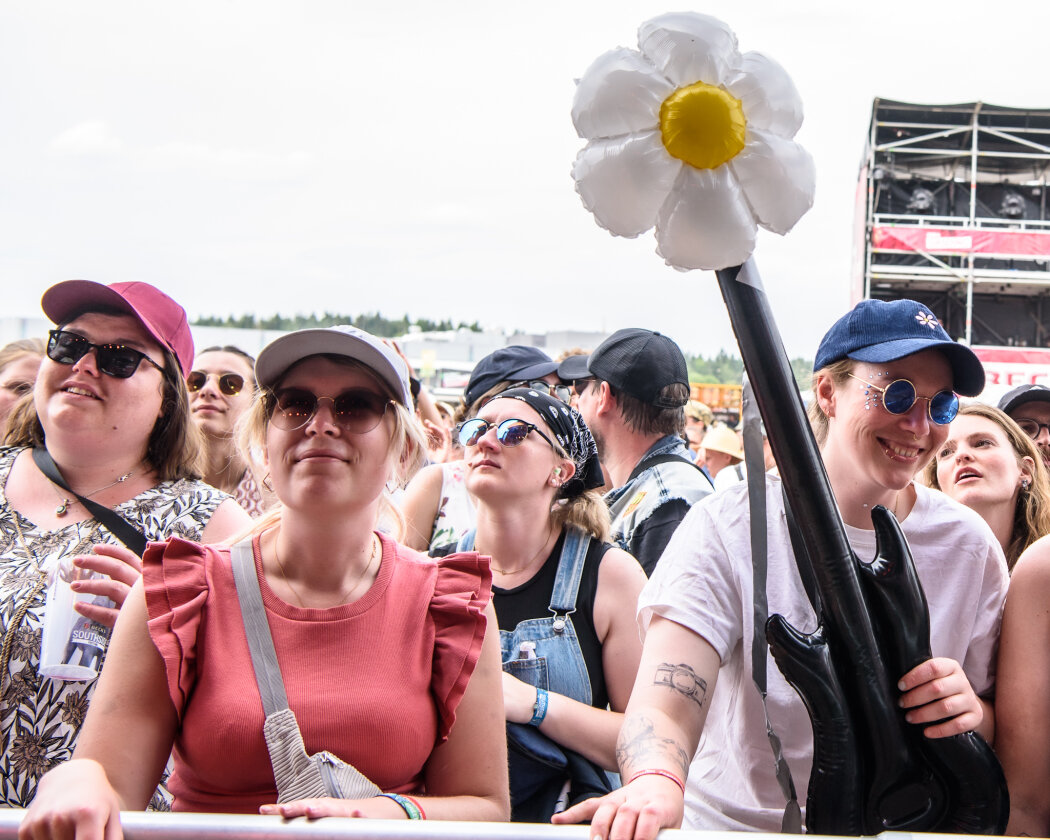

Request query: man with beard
[{"left": 563, "top": 329, "right": 712, "bottom": 576}]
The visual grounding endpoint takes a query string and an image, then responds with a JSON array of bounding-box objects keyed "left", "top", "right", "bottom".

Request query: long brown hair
[{"left": 922, "top": 402, "right": 1050, "bottom": 569}]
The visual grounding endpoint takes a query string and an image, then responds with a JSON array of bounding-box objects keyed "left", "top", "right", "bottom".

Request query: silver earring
[{"left": 1022, "top": 478, "right": 1032, "bottom": 492}]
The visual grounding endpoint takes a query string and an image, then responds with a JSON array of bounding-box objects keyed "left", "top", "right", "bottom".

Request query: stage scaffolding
[{"left": 855, "top": 99, "right": 1050, "bottom": 347}]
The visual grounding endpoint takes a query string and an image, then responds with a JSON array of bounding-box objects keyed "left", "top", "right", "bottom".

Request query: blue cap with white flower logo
[{"left": 813, "top": 298, "right": 985, "bottom": 397}]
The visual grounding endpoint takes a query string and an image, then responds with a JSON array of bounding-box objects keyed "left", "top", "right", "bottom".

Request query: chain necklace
[
  {"left": 272, "top": 532, "right": 380, "bottom": 608},
  {"left": 51, "top": 470, "right": 134, "bottom": 517},
  {"left": 1, "top": 515, "right": 101, "bottom": 688},
  {"left": 480, "top": 522, "right": 554, "bottom": 576}
]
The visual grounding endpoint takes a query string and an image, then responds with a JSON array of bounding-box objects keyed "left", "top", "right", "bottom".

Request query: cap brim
[
  {"left": 514, "top": 360, "right": 560, "bottom": 381},
  {"left": 848, "top": 338, "right": 985, "bottom": 396},
  {"left": 999, "top": 387, "right": 1050, "bottom": 415},
  {"left": 255, "top": 328, "right": 411, "bottom": 406},
  {"left": 557, "top": 355, "right": 592, "bottom": 380}
]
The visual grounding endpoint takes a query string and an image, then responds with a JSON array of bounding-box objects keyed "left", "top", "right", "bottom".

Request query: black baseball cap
[
  {"left": 584, "top": 328, "right": 689, "bottom": 408},
  {"left": 999, "top": 384, "right": 1050, "bottom": 416},
  {"left": 464, "top": 345, "right": 559, "bottom": 407},
  {"left": 557, "top": 354, "right": 591, "bottom": 381}
]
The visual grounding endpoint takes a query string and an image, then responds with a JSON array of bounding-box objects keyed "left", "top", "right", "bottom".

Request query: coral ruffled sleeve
[
  {"left": 143, "top": 536, "right": 212, "bottom": 722},
  {"left": 428, "top": 551, "right": 492, "bottom": 743}
]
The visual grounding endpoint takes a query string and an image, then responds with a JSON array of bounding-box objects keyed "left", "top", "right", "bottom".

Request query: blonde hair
[
  {"left": 236, "top": 356, "right": 427, "bottom": 540},
  {"left": 922, "top": 402, "right": 1050, "bottom": 570},
  {"left": 545, "top": 431, "right": 611, "bottom": 543},
  {"left": 0, "top": 338, "right": 44, "bottom": 374},
  {"left": 808, "top": 359, "right": 856, "bottom": 446}
]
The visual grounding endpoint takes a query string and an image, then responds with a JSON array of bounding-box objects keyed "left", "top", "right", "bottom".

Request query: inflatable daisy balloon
[{"left": 571, "top": 12, "right": 816, "bottom": 271}]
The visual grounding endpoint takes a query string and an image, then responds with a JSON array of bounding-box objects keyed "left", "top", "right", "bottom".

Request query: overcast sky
[{"left": 3, "top": 1, "right": 1048, "bottom": 358}]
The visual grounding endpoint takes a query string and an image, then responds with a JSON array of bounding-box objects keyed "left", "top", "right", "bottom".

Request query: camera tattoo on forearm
[{"left": 654, "top": 662, "right": 708, "bottom": 709}]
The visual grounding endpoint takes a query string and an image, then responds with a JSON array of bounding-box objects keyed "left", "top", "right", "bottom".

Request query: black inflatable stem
[{"left": 715, "top": 259, "right": 1007, "bottom": 835}]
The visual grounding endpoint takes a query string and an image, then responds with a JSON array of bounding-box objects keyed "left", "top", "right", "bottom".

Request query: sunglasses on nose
[
  {"left": 846, "top": 373, "right": 959, "bottom": 425},
  {"left": 187, "top": 370, "right": 246, "bottom": 396},
  {"left": 47, "top": 329, "right": 165, "bottom": 379},
  {"left": 269, "top": 387, "right": 393, "bottom": 433},
  {"left": 516, "top": 380, "right": 572, "bottom": 404},
  {"left": 457, "top": 417, "right": 555, "bottom": 449}
]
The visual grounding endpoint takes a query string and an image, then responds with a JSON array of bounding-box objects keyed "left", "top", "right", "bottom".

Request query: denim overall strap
[
  {"left": 456, "top": 529, "right": 476, "bottom": 553},
  {"left": 548, "top": 526, "right": 591, "bottom": 631}
]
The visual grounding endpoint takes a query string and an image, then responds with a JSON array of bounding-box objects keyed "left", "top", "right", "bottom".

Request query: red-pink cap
[{"left": 41, "top": 280, "right": 195, "bottom": 375}]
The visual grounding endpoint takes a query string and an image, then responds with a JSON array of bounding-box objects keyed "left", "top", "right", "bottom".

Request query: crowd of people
[{"left": 4, "top": 282, "right": 1050, "bottom": 838}]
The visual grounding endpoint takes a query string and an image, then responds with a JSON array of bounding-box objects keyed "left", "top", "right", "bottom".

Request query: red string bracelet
[
  {"left": 403, "top": 795, "right": 427, "bottom": 820},
  {"left": 626, "top": 768, "right": 686, "bottom": 793}
]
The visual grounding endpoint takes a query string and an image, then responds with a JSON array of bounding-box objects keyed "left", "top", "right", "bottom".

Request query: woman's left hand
[
  {"left": 502, "top": 671, "right": 541, "bottom": 725},
  {"left": 70, "top": 544, "right": 143, "bottom": 628},
  {"left": 898, "top": 657, "right": 983, "bottom": 738},
  {"left": 259, "top": 796, "right": 407, "bottom": 820}
]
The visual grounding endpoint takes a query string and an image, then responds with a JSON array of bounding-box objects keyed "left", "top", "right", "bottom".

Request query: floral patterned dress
[{"left": 0, "top": 446, "right": 228, "bottom": 806}]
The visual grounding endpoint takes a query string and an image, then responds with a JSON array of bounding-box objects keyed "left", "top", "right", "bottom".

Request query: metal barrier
[{"left": 0, "top": 809, "right": 974, "bottom": 840}]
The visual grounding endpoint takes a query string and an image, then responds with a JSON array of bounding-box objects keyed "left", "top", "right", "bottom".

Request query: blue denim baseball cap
[
  {"left": 464, "top": 345, "right": 559, "bottom": 407},
  {"left": 813, "top": 299, "right": 985, "bottom": 396}
]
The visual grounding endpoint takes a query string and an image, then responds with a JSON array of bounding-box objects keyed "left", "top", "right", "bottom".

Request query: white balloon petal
[
  {"left": 731, "top": 129, "right": 816, "bottom": 235},
  {"left": 726, "top": 52, "right": 804, "bottom": 139},
  {"left": 638, "top": 12, "right": 740, "bottom": 89},
  {"left": 655, "top": 167, "right": 756, "bottom": 271},
  {"left": 573, "top": 131, "right": 683, "bottom": 237},
  {"left": 572, "top": 47, "right": 675, "bottom": 140}
]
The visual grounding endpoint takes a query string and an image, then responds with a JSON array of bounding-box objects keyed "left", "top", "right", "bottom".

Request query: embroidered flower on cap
[
  {"left": 570, "top": 12, "right": 815, "bottom": 271},
  {"left": 916, "top": 311, "right": 939, "bottom": 329}
]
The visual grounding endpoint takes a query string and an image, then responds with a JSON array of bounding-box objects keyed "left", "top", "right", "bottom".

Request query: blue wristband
[{"left": 530, "top": 687, "right": 549, "bottom": 726}]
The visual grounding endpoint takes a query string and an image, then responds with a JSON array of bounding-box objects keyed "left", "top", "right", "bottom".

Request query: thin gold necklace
[
  {"left": 273, "top": 532, "right": 379, "bottom": 608},
  {"left": 481, "top": 523, "right": 555, "bottom": 576},
  {"left": 50, "top": 470, "right": 134, "bottom": 517}
]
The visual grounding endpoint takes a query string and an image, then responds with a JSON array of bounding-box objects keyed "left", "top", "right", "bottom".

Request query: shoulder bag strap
[
  {"left": 230, "top": 539, "right": 290, "bottom": 716},
  {"left": 33, "top": 447, "right": 148, "bottom": 557},
  {"left": 742, "top": 378, "right": 801, "bottom": 833}
]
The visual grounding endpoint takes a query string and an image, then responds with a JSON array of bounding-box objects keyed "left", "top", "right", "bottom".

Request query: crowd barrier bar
[{"left": 0, "top": 810, "right": 973, "bottom": 840}]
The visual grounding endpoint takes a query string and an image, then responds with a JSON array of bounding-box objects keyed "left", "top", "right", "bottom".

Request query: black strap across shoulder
[
  {"left": 627, "top": 451, "right": 705, "bottom": 484},
  {"left": 32, "top": 447, "right": 148, "bottom": 557}
]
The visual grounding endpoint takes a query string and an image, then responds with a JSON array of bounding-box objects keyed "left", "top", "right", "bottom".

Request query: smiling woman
[
  {"left": 20, "top": 324, "right": 509, "bottom": 836},
  {"left": 0, "top": 280, "right": 251, "bottom": 808}
]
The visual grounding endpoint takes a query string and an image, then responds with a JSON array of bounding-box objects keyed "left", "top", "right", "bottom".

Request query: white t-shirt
[{"left": 638, "top": 474, "right": 1009, "bottom": 832}]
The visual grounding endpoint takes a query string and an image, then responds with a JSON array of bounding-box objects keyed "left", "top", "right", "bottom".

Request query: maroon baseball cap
[{"left": 41, "top": 280, "right": 195, "bottom": 375}]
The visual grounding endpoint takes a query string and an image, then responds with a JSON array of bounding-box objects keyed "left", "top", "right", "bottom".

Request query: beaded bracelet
[
  {"left": 529, "top": 687, "right": 549, "bottom": 727},
  {"left": 626, "top": 768, "right": 686, "bottom": 794},
  {"left": 379, "top": 792, "right": 426, "bottom": 819}
]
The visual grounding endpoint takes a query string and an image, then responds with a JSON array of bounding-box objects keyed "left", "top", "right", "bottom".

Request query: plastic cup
[{"left": 39, "top": 556, "right": 114, "bottom": 681}]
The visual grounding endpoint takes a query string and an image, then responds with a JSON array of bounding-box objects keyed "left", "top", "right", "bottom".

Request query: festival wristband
[
  {"left": 379, "top": 793, "right": 425, "bottom": 820},
  {"left": 627, "top": 768, "right": 686, "bottom": 794},
  {"left": 529, "top": 687, "right": 549, "bottom": 726}
]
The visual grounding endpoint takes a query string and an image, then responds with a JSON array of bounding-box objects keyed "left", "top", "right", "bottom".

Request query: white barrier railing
[{"left": 0, "top": 809, "right": 979, "bottom": 840}]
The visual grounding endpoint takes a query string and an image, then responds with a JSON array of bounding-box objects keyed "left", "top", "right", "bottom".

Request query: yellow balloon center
[{"left": 659, "top": 81, "right": 747, "bottom": 170}]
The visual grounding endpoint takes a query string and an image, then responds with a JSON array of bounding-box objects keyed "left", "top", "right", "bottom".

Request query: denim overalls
[{"left": 457, "top": 526, "right": 593, "bottom": 705}]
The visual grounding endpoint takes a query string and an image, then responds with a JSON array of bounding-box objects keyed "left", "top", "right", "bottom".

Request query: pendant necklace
[
  {"left": 273, "top": 532, "right": 380, "bottom": 608},
  {"left": 52, "top": 471, "right": 134, "bottom": 517}
]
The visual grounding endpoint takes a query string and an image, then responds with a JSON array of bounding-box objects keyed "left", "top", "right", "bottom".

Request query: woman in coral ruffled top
[{"left": 22, "top": 325, "right": 508, "bottom": 835}]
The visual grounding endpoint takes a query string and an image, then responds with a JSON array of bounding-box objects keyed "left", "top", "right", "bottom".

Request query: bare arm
[
  {"left": 200, "top": 497, "right": 253, "bottom": 544},
  {"left": 20, "top": 581, "right": 178, "bottom": 840},
  {"left": 552, "top": 615, "right": 720, "bottom": 840},
  {"left": 399, "top": 462, "right": 445, "bottom": 552},
  {"left": 997, "top": 539, "right": 1050, "bottom": 836},
  {"left": 515, "top": 547, "right": 646, "bottom": 769}
]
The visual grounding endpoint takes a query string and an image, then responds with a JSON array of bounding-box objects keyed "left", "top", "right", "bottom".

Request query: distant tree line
[
  {"left": 193, "top": 312, "right": 482, "bottom": 336},
  {"left": 686, "top": 350, "right": 813, "bottom": 390}
]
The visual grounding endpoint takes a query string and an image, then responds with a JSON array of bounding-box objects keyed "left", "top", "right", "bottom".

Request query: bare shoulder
[
  {"left": 404, "top": 461, "right": 447, "bottom": 497},
  {"left": 597, "top": 546, "right": 648, "bottom": 597},
  {"left": 1012, "top": 535, "right": 1050, "bottom": 587}
]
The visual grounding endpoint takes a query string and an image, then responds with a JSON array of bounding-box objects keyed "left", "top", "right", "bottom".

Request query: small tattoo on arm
[
  {"left": 616, "top": 715, "right": 691, "bottom": 779},
  {"left": 654, "top": 662, "right": 708, "bottom": 709}
]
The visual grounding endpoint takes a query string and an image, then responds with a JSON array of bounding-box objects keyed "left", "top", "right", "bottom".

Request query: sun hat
[
  {"left": 579, "top": 328, "right": 689, "bottom": 408},
  {"left": 702, "top": 426, "right": 744, "bottom": 461},
  {"left": 685, "top": 400, "right": 713, "bottom": 425},
  {"left": 41, "top": 280, "right": 195, "bottom": 374},
  {"left": 999, "top": 383, "right": 1050, "bottom": 416},
  {"left": 255, "top": 325, "right": 411, "bottom": 406},
  {"left": 464, "top": 346, "right": 559, "bottom": 407},
  {"left": 813, "top": 298, "right": 985, "bottom": 396}
]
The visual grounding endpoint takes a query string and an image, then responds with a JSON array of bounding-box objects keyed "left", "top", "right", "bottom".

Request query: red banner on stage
[{"left": 872, "top": 225, "right": 1050, "bottom": 257}]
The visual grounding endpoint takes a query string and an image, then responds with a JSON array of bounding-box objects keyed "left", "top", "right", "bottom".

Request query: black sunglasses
[
  {"left": 187, "top": 370, "right": 246, "bottom": 397},
  {"left": 270, "top": 387, "right": 393, "bottom": 433},
  {"left": 1016, "top": 419, "right": 1050, "bottom": 441},
  {"left": 47, "top": 329, "right": 165, "bottom": 379},
  {"left": 572, "top": 378, "right": 595, "bottom": 397},
  {"left": 457, "top": 417, "right": 555, "bottom": 449},
  {"left": 516, "top": 380, "right": 572, "bottom": 404}
]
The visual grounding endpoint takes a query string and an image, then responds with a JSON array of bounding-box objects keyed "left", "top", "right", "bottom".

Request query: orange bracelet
[{"left": 627, "top": 768, "right": 686, "bottom": 793}]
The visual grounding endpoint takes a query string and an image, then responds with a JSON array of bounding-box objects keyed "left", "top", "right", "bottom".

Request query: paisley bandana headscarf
[{"left": 488, "top": 387, "right": 605, "bottom": 499}]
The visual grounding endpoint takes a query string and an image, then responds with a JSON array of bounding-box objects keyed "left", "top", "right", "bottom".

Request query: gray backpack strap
[
  {"left": 743, "top": 377, "right": 802, "bottom": 833},
  {"left": 230, "top": 539, "right": 289, "bottom": 715}
]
